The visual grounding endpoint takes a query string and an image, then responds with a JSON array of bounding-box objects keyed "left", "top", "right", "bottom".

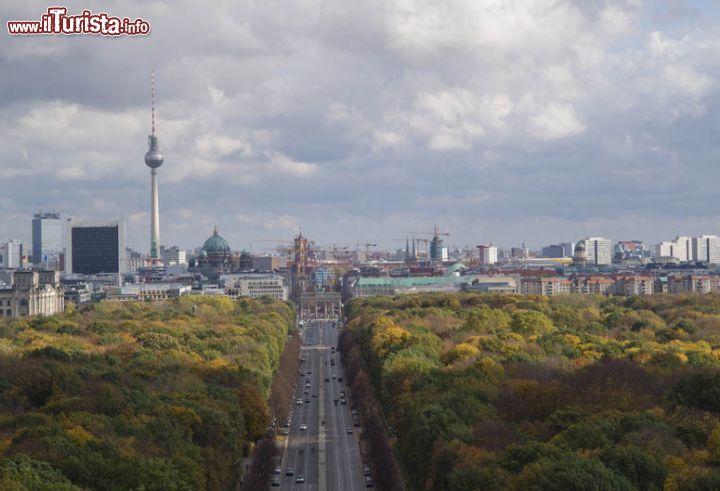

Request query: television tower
[{"left": 144, "top": 71, "right": 163, "bottom": 261}]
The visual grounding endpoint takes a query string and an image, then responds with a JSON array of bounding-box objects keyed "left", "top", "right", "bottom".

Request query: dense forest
[
  {"left": 345, "top": 293, "right": 720, "bottom": 491},
  {"left": 0, "top": 296, "right": 295, "bottom": 490}
]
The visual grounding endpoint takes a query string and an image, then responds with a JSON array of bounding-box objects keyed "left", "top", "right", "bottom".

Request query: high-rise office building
[
  {"left": 582, "top": 237, "right": 612, "bottom": 265},
  {"left": 32, "top": 212, "right": 64, "bottom": 269},
  {"left": 477, "top": 244, "right": 498, "bottom": 265},
  {"left": 559, "top": 242, "right": 575, "bottom": 258},
  {"left": 655, "top": 236, "right": 693, "bottom": 262},
  {"left": 541, "top": 244, "right": 566, "bottom": 258},
  {"left": 66, "top": 220, "right": 126, "bottom": 276},
  {"left": 692, "top": 235, "right": 720, "bottom": 264},
  {"left": 0, "top": 240, "right": 24, "bottom": 269}
]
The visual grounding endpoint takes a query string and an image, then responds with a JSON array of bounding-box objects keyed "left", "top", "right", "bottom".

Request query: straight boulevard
[{"left": 277, "top": 319, "right": 367, "bottom": 490}]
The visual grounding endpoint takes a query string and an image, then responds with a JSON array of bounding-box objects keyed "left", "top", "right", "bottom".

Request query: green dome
[{"left": 203, "top": 226, "right": 231, "bottom": 254}]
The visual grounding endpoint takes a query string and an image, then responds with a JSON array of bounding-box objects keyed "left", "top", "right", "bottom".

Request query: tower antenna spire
[
  {"left": 145, "top": 70, "right": 163, "bottom": 262},
  {"left": 151, "top": 69, "right": 156, "bottom": 136}
]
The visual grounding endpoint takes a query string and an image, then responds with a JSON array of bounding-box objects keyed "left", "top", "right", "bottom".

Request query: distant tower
[
  {"left": 144, "top": 71, "right": 164, "bottom": 261},
  {"left": 294, "top": 230, "right": 308, "bottom": 276},
  {"left": 573, "top": 241, "right": 588, "bottom": 266}
]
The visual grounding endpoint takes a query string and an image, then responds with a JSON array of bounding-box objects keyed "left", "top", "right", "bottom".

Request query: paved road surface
[{"left": 278, "top": 320, "right": 367, "bottom": 490}]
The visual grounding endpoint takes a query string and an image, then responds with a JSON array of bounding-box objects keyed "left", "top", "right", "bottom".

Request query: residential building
[
  {"left": 668, "top": 274, "right": 714, "bottom": 294},
  {"left": 572, "top": 275, "right": 615, "bottom": 294},
  {"left": 614, "top": 275, "right": 655, "bottom": 295},
  {"left": 520, "top": 276, "right": 572, "bottom": 296}
]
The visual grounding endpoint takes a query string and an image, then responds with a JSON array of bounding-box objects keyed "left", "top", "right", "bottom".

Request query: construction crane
[
  {"left": 363, "top": 243, "right": 377, "bottom": 260},
  {"left": 407, "top": 224, "right": 450, "bottom": 239}
]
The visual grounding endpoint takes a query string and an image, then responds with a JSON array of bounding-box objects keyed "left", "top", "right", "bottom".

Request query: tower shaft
[{"left": 150, "top": 168, "right": 160, "bottom": 259}]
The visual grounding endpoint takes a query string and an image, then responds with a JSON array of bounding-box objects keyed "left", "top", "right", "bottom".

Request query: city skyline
[{"left": 2, "top": 1, "right": 720, "bottom": 251}]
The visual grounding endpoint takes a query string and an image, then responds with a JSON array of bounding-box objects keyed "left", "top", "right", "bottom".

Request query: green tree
[{"left": 511, "top": 311, "right": 555, "bottom": 336}]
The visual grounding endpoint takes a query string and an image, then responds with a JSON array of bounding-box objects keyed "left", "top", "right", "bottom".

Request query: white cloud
[
  {"left": 266, "top": 152, "right": 318, "bottom": 177},
  {"left": 527, "top": 102, "right": 586, "bottom": 141}
]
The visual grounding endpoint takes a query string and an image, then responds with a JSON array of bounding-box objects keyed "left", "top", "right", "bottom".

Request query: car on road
[
  {"left": 279, "top": 428, "right": 289, "bottom": 435},
  {"left": 300, "top": 423, "right": 307, "bottom": 431},
  {"left": 340, "top": 398, "right": 347, "bottom": 405},
  {"left": 286, "top": 467, "right": 294, "bottom": 476},
  {"left": 303, "top": 389, "right": 309, "bottom": 395},
  {"left": 346, "top": 426, "right": 353, "bottom": 434},
  {"left": 365, "top": 476, "right": 374, "bottom": 487},
  {"left": 325, "top": 377, "right": 330, "bottom": 382},
  {"left": 332, "top": 374, "right": 337, "bottom": 379},
  {"left": 363, "top": 465, "right": 371, "bottom": 476},
  {"left": 273, "top": 467, "right": 281, "bottom": 475},
  {"left": 296, "top": 399, "right": 303, "bottom": 405},
  {"left": 271, "top": 477, "right": 280, "bottom": 486},
  {"left": 312, "top": 393, "right": 318, "bottom": 398},
  {"left": 296, "top": 475, "right": 305, "bottom": 483}
]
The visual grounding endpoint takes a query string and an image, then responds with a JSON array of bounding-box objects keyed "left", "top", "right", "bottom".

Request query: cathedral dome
[{"left": 203, "top": 226, "right": 231, "bottom": 254}]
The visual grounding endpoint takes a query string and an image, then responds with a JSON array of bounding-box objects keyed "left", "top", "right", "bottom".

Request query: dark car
[
  {"left": 286, "top": 467, "right": 294, "bottom": 476},
  {"left": 365, "top": 476, "right": 374, "bottom": 487}
]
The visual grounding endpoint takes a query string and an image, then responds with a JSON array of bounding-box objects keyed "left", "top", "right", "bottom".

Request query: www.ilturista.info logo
[{"left": 7, "top": 7, "right": 150, "bottom": 36}]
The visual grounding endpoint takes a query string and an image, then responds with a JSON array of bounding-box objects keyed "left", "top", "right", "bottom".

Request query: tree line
[
  {"left": 344, "top": 292, "right": 720, "bottom": 490},
  {"left": 0, "top": 295, "right": 295, "bottom": 490}
]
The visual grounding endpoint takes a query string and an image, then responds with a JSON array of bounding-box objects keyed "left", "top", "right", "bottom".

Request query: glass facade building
[
  {"left": 68, "top": 221, "right": 126, "bottom": 275},
  {"left": 32, "top": 212, "right": 64, "bottom": 268}
]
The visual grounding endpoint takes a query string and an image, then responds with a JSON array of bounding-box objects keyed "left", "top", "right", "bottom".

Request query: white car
[{"left": 300, "top": 423, "right": 307, "bottom": 431}]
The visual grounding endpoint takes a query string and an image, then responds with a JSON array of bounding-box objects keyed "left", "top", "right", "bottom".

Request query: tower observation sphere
[{"left": 145, "top": 135, "right": 163, "bottom": 168}]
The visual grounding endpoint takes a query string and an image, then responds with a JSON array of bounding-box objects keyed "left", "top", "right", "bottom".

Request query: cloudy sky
[{"left": 2, "top": 0, "right": 720, "bottom": 253}]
